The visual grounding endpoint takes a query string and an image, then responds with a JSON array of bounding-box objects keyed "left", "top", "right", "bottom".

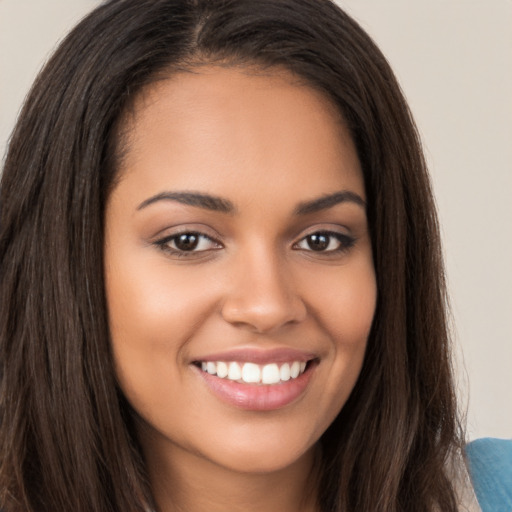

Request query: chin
[
  {"left": 206, "top": 441, "right": 316, "bottom": 476},
  {"left": 188, "top": 414, "right": 323, "bottom": 475}
]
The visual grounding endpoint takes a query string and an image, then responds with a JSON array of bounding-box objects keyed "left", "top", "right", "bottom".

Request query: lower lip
[{"left": 194, "top": 364, "right": 315, "bottom": 411}]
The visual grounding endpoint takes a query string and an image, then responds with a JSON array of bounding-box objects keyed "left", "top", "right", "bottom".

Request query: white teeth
[
  {"left": 199, "top": 360, "right": 310, "bottom": 384},
  {"left": 290, "top": 361, "right": 300, "bottom": 378},
  {"left": 216, "top": 361, "right": 228, "bottom": 378},
  {"left": 242, "top": 362, "right": 261, "bottom": 383},
  {"left": 261, "top": 363, "right": 280, "bottom": 384},
  {"left": 228, "top": 362, "right": 242, "bottom": 381},
  {"left": 280, "top": 363, "right": 291, "bottom": 381}
]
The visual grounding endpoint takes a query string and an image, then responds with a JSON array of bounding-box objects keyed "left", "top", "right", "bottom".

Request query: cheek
[
  {"left": 106, "top": 252, "right": 217, "bottom": 346},
  {"left": 330, "top": 265, "right": 376, "bottom": 378},
  {"left": 104, "top": 250, "right": 220, "bottom": 399},
  {"left": 105, "top": 261, "right": 222, "bottom": 439},
  {"left": 303, "top": 256, "right": 376, "bottom": 415},
  {"left": 305, "top": 255, "right": 377, "bottom": 344},
  {"left": 329, "top": 279, "right": 376, "bottom": 343}
]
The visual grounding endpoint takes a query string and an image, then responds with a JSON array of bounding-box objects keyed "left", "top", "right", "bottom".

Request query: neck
[{"left": 140, "top": 426, "right": 320, "bottom": 512}]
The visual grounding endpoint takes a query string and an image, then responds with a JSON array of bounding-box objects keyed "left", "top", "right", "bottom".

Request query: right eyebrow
[{"left": 136, "top": 191, "right": 236, "bottom": 214}]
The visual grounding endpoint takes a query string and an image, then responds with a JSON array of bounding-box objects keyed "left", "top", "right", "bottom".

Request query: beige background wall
[{"left": 1, "top": 0, "right": 511, "bottom": 440}]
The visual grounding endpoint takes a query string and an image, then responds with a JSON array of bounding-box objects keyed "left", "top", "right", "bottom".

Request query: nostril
[{"left": 220, "top": 294, "right": 307, "bottom": 334}]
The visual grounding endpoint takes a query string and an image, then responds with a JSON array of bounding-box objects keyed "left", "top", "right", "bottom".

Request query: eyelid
[
  {"left": 150, "top": 224, "right": 357, "bottom": 258},
  {"left": 153, "top": 229, "right": 223, "bottom": 257},
  {"left": 292, "top": 228, "right": 356, "bottom": 254},
  {"left": 163, "top": 232, "right": 219, "bottom": 248}
]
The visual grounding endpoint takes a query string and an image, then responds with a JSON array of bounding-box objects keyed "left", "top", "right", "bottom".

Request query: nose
[{"left": 220, "top": 250, "right": 307, "bottom": 334}]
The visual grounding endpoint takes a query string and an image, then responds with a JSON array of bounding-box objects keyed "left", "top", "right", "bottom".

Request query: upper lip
[{"left": 192, "top": 347, "right": 317, "bottom": 365}]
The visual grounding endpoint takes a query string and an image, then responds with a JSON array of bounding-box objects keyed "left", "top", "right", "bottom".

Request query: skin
[{"left": 104, "top": 66, "right": 377, "bottom": 512}]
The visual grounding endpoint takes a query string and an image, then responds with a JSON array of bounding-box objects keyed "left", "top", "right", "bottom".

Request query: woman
[{"left": 0, "top": 0, "right": 493, "bottom": 510}]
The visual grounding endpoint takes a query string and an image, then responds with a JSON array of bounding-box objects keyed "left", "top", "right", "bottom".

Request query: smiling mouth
[
  {"left": 194, "top": 360, "right": 311, "bottom": 385},
  {"left": 192, "top": 356, "right": 318, "bottom": 410}
]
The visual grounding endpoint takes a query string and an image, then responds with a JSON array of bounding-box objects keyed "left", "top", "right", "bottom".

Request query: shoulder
[{"left": 466, "top": 438, "right": 512, "bottom": 512}]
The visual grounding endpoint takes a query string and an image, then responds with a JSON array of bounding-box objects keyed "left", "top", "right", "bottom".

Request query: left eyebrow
[
  {"left": 294, "top": 191, "right": 366, "bottom": 215},
  {"left": 136, "top": 191, "right": 235, "bottom": 213}
]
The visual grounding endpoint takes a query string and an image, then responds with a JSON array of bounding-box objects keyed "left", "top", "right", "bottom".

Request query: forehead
[{"left": 115, "top": 65, "right": 364, "bottom": 208}]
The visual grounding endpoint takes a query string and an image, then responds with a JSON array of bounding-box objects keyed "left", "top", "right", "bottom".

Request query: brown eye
[
  {"left": 306, "top": 233, "right": 329, "bottom": 251},
  {"left": 174, "top": 233, "right": 200, "bottom": 251},
  {"left": 155, "top": 231, "right": 222, "bottom": 257},
  {"left": 295, "top": 231, "right": 356, "bottom": 253}
]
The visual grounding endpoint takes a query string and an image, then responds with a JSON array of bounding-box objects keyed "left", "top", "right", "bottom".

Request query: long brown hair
[{"left": 0, "top": 1, "right": 463, "bottom": 510}]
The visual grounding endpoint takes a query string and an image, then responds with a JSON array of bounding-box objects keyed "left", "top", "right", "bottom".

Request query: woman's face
[{"left": 104, "top": 67, "right": 377, "bottom": 476}]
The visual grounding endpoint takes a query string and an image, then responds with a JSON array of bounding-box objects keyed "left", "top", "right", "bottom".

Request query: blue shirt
[{"left": 466, "top": 438, "right": 512, "bottom": 512}]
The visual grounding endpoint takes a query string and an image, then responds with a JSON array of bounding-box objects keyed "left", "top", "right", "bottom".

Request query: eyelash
[
  {"left": 293, "top": 231, "right": 356, "bottom": 254},
  {"left": 154, "top": 231, "right": 221, "bottom": 257},
  {"left": 154, "top": 230, "right": 356, "bottom": 257}
]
